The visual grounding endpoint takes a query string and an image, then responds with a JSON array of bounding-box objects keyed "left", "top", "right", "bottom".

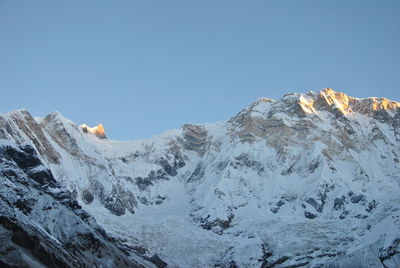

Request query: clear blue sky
[{"left": 0, "top": 0, "right": 399, "bottom": 140}]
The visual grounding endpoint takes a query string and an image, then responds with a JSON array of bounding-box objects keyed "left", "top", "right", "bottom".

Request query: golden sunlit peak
[
  {"left": 371, "top": 97, "right": 400, "bottom": 111},
  {"left": 80, "top": 124, "right": 107, "bottom": 139},
  {"left": 298, "top": 95, "right": 317, "bottom": 114},
  {"left": 319, "top": 88, "right": 351, "bottom": 114},
  {"left": 318, "top": 88, "right": 400, "bottom": 113}
]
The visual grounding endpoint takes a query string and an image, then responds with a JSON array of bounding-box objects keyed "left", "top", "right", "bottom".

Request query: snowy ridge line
[{"left": 0, "top": 88, "right": 399, "bottom": 267}]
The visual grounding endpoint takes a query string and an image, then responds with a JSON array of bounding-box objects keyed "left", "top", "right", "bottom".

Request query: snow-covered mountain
[
  {"left": 0, "top": 140, "right": 156, "bottom": 268},
  {"left": 1, "top": 88, "right": 400, "bottom": 267}
]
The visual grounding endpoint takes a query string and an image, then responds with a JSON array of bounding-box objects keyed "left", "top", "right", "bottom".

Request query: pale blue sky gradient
[{"left": 0, "top": 0, "right": 399, "bottom": 140}]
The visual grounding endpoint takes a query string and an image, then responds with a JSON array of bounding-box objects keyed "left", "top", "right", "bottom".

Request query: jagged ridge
[{"left": 0, "top": 88, "right": 400, "bottom": 267}]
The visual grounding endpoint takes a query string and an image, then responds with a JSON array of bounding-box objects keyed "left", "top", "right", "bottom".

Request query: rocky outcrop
[
  {"left": 103, "top": 184, "right": 137, "bottom": 216},
  {"left": 181, "top": 124, "right": 208, "bottom": 156}
]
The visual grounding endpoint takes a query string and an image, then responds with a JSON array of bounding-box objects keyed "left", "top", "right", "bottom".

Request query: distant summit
[
  {"left": 80, "top": 123, "right": 107, "bottom": 139},
  {"left": 251, "top": 88, "right": 400, "bottom": 117}
]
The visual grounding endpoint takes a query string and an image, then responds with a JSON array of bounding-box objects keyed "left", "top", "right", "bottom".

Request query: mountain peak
[
  {"left": 255, "top": 88, "right": 400, "bottom": 117},
  {"left": 45, "top": 111, "right": 71, "bottom": 123},
  {"left": 316, "top": 88, "right": 400, "bottom": 115},
  {"left": 80, "top": 123, "right": 107, "bottom": 139},
  {"left": 257, "top": 97, "right": 274, "bottom": 103},
  {"left": 3, "top": 108, "right": 31, "bottom": 118}
]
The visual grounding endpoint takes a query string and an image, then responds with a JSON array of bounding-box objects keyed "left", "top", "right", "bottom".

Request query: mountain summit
[
  {"left": 242, "top": 88, "right": 400, "bottom": 119},
  {"left": 0, "top": 89, "right": 399, "bottom": 267},
  {"left": 80, "top": 123, "right": 107, "bottom": 139}
]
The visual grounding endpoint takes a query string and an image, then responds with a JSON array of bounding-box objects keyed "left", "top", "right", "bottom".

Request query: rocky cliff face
[
  {"left": 0, "top": 140, "right": 155, "bottom": 268},
  {"left": 1, "top": 88, "right": 400, "bottom": 267}
]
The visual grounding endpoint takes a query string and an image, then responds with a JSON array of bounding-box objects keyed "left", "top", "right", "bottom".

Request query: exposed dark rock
[
  {"left": 339, "top": 210, "right": 350, "bottom": 220},
  {"left": 366, "top": 199, "right": 377, "bottom": 213},
  {"left": 111, "top": 184, "right": 137, "bottom": 214},
  {"left": 270, "top": 207, "right": 279, "bottom": 214},
  {"left": 138, "top": 196, "right": 149, "bottom": 205},
  {"left": 350, "top": 194, "right": 365, "bottom": 204},
  {"left": 304, "top": 211, "right": 317, "bottom": 219},
  {"left": 334, "top": 196, "right": 346, "bottom": 210},
  {"left": 158, "top": 151, "right": 185, "bottom": 178},
  {"left": 232, "top": 153, "right": 265, "bottom": 174},
  {"left": 216, "top": 160, "right": 229, "bottom": 172},
  {"left": 262, "top": 255, "right": 289, "bottom": 268},
  {"left": 13, "top": 198, "right": 36, "bottom": 214},
  {"left": 135, "top": 176, "right": 154, "bottom": 190},
  {"left": 148, "top": 254, "right": 168, "bottom": 268},
  {"left": 281, "top": 164, "right": 294, "bottom": 175},
  {"left": 159, "top": 157, "right": 177, "bottom": 176},
  {"left": 308, "top": 158, "right": 320, "bottom": 173},
  {"left": 354, "top": 214, "right": 368, "bottom": 219},
  {"left": 306, "top": 198, "right": 323, "bottom": 213},
  {"left": 104, "top": 196, "right": 126, "bottom": 216},
  {"left": 0, "top": 216, "right": 72, "bottom": 268},
  {"left": 27, "top": 167, "right": 57, "bottom": 186},
  {"left": 51, "top": 190, "right": 82, "bottom": 210},
  {"left": 2, "top": 144, "right": 57, "bottom": 187},
  {"left": 0, "top": 168, "right": 18, "bottom": 178},
  {"left": 379, "top": 238, "right": 400, "bottom": 265},
  {"left": 155, "top": 195, "right": 167, "bottom": 205},
  {"left": 373, "top": 109, "right": 392, "bottom": 124},
  {"left": 3, "top": 145, "right": 41, "bottom": 170},
  {"left": 259, "top": 243, "right": 273, "bottom": 267},
  {"left": 197, "top": 214, "right": 234, "bottom": 234},
  {"left": 188, "top": 163, "right": 205, "bottom": 182},
  {"left": 270, "top": 198, "right": 286, "bottom": 214},
  {"left": 135, "top": 168, "right": 174, "bottom": 191},
  {"left": 130, "top": 245, "right": 147, "bottom": 255},
  {"left": 81, "top": 189, "right": 94, "bottom": 204},
  {"left": 149, "top": 169, "right": 169, "bottom": 181}
]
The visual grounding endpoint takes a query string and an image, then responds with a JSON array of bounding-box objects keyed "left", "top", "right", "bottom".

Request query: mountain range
[{"left": 0, "top": 88, "right": 399, "bottom": 267}]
